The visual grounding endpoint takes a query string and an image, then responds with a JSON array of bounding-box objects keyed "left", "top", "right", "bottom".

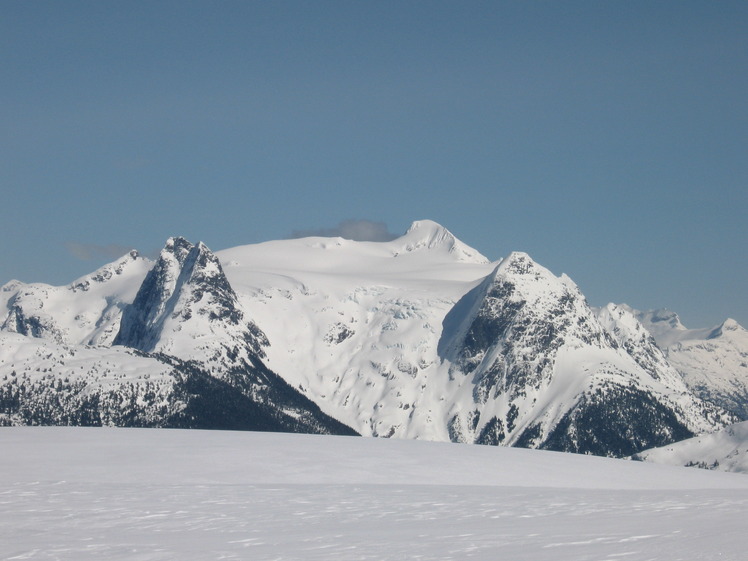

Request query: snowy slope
[
  {"left": 0, "top": 330, "right": 177, "bottom": 426},
  {"left": 218, "top": 226, "right": 730, "bottom": 455},
  {"left": 634, "top": 420, "right": 748, "bottom": 473},
  {"left": 0, "top": 330, "right": 352, "bottom": 434},
  {"left": 1, "top": 251, "right": 152, "bottom": 346},
  {"left": 217, "top": 220, "right": 496, "bottom": 441},
  {"left": 630, "top": 306, "right": 748, "bottom": 419},
  {"left": 2, "top": 427, "right": 748, "bottom": 561}
]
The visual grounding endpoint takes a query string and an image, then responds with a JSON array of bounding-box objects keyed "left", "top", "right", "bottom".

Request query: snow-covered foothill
[{"left": 634, "top": 420, "right": 748, "bottom": 473}]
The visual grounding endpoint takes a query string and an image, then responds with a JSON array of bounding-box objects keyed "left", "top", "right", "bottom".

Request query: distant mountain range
[{"left": 2, "top": 220, "right": 746, "bottom": 459}]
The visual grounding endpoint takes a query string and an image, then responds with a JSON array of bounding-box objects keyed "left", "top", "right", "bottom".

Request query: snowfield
[{"left": 2, "top": 428, "right": 748, "bottom": 561}]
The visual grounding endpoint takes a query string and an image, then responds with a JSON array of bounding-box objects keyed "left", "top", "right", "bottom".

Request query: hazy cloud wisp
[{"left": 291, "top": 219, "right": 399, "bottom": 242}]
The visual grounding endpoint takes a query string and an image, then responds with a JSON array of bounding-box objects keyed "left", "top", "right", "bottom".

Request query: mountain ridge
[
  {"left": 628, "top": 305, "right": 748, "bottom": 419},
  {"left": 1, "top": 220, "right": 744, "bottom": 459}
]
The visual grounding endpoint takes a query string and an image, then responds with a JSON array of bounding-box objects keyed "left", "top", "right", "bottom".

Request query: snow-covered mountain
[
  {"left": 0, "top": 239, "right": 356, "bottom": 435},
  {"left": 628, "top": 306, "right": 748, "bottom": 419},
  {"left": 434, "top": 257, "right": 728, "bottom": 456},
  {"left": 634, "top": 420, "right": 748, "bottom": 473},
  {"left": 0, "top": 220, "right": 742, "bottom": 457},
  {"left": 1, "top": 250, "right": 151, "bottom": 346}
]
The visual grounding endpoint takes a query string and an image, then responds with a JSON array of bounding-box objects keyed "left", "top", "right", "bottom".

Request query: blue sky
[{"left": 2, "top": 1, "right": 746, "bottom": 328}]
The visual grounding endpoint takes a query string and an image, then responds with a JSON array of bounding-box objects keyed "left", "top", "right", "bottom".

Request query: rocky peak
[
  {"left": 172, "top": 241, "right": 242, "bottom": 324},
  {"left": 164, "top": 236, "right": 194, "bottom": 263},
  {"left": 497, "top": 251, "right": 534, "bottom": 275},
  {"left": 114, "top": 238, "right": 245, "bottom": 352},
  {"left": 438, "top": 257, "right": 728, "bottom": 454},
  {"left": 445, "top": 252, "right": 611, "bottom": 389}
]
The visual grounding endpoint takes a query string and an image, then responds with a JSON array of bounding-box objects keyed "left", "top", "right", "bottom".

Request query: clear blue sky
[{"left": 2, "top": 1, "right": 746, "bottom": 328}]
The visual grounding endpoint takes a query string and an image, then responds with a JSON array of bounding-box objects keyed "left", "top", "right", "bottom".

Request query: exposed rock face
[
  {"left": 114, "top": 237, "right": 267, "bottom": 361},
  {"left": 439, "top": 253, "right": 731, "bottom": 457}
]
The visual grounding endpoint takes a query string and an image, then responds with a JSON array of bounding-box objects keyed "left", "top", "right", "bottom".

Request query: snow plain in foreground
[{"left": 2, "top": 427, "right": 748, "bottom": 561}]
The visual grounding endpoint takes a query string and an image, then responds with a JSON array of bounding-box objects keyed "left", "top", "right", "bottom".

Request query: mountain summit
[
  {"left": 437, "top": 253, "right": 726, "bottom": 456},
  {"left": 392, "top": 220, "right": 490, "bottom": 263},
  {"left": 114, "top": 237, "right": 266, "bottom": 365}
]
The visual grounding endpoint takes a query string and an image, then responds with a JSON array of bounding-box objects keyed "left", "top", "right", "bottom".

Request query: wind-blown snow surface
[{"left": 2, "top": 428, "right": 748, "bottom": 561}]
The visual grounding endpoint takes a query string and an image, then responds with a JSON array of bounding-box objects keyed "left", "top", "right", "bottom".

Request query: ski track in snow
[{"left": 2, "top": 428, "right": 748, "bottom": 561}]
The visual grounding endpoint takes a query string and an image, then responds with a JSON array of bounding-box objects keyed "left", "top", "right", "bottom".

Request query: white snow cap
[{"left": 395, "top": 220, "right": 490, "bottom": 263}]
